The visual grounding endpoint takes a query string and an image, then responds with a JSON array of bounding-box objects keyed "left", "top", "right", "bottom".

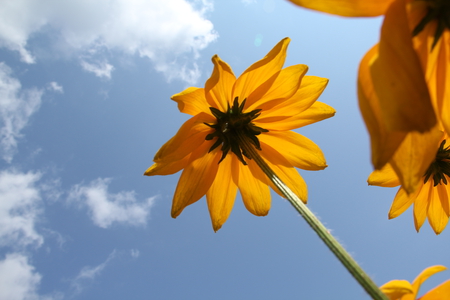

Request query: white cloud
[
  {"left": 0, "top": 170, "right": 43, "bottom": 248},
  {"left": 70, "top": 250, "right": 116, "bottom": 294},
  {"left": 47, "top": 82, "right": 63, "bottom": 93},
  {"left": 130, "top": 249, "right": 140, "bottom": 258},
  {"left": 0, "top": 63, "right": 43, "bottom": 162},
  {"left": 0, "top": 253, "right": 42, "bottom": 300},
  {"left": 69, "top": 178, "right": 156, "bottom": 228},
  {"left": 0, "top": 0, "right": 217, "bottom": 83},
  {"left": 80, "top": 59, "right": 114, "bottom": 79}
]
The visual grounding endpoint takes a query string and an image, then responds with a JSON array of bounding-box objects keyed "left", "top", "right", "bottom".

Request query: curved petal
[
  {"left": 388, "top": 186, "right": 416, "bottom": 219},
  {"left": 419, "top": 279, "right": 450, "bottom": 300},
  {"left": 259, "top": 131, "right": 327, "bottom": 171},
  {"left": 171, "top": 87, "right": 211, "bottom": 116},
  {"left": 260, "top": 142, "right": 308, "bottom": 202},
  {"left": 427, "top": 184, "right": 449, "bottom": 234},
  {"left": 256, "top": 75, "right": 329, "bottom": 119},
  {"left": 380, "top": 280, "right": 413, "bottom": 300},
  {"left": 358, "top": 44, "right": 407, "bottom": 169},
  {"left": 372, "top": 0, "right": 436, "bottom": 132},
  {"left": 233, "top": 38, "right": 290, "bottom": 108},
  {"left": 171, "top": 144, "right": 221, "bottom": 218},
  {"left": 411, "top": 266, "right": 448, "bottom": 298},
  {"left": 368, "top": 163, "right": 401, "bottom": 187},
  {"left": 255, "top": 101, "right": 335, "bottom": 131},
  {"left": 246, "top": 64, "right": 308, "bottom": 112},
  {"left": 144, "top": 154, "right": 191, "bottom": 176},
  {"left": 413, "top": 181, "right": 432, "bottom": 232},
  {"left": 153, "top": 112, "right": 215, "bottom": 163},
  {"left": 390, "top": 127, "right": 443, "bottom": 194},
  {"left": 287, "top": 0, "right": 393, "bottom": 17},
  {"left": 205, "top": 55, "right": 236, "bottom": 111},
  {"left": 206, "top": 154, "right": 238, "bottom": 231},
  {"left": 238, "top": 158, "right": 271, "bottom": 216}
]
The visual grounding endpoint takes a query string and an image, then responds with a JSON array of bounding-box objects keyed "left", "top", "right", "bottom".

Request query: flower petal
[
  {"left": 205, "top": 55, "right": 236, "bottom": 112},
  {"left": 389, "top": 128, "right": 443, "bottom": 194},
  {"left": 171, "top": 145, "right": 221, "bottom": 218},
  {"left": 427, "top": 184, "right": 449, "bottom": 235},
  {"left": 246, "top": 64, "right": 309, "bottom": 112},
  {"left": 171, "top": 87, "right": 211, "bottom": 116},
  {"left": 368, "top": 163, "right": 401, "bottom": 187},
  {"left": 358, "top": 44, "right": 407, "bottom": 169},
  {"left": 419, "top": 279, "right": 450, "bottom": 300},
  {"left": 411, "top": 265, "right": 448, "bottom": 298},
  {"left": 413, "top": 181, "right": 432, "bottom": 232},
  {"left": 255, "top": 101, "right": 335, "bottom": 131},
  {"left": 233, "top": 38, "right": 290, "bottom": 108},
  {"left": 259, "top": 131, "right": 327, "bottom": 171},
  {"left": 206, "top": 154, "right": 238, "bottom": 231},
  {"left": 260, "top": 142, "right": 308, "bottom": 202},
  {"left": 144, "top": 155, "right": 191, "bottom": 176},
  {"left": 371, "top": 0, "right": 436, "bottom": 132},
  {"left": 256, "top": 75, "right": 329, "bottom": 119},
  {"left": 380, "top": 280, "right": 414, "bottom": 300},
  {"left": 287, "top": 0, "right": 393, "bottom": 17},
  {"left": 153, "top": 112, "right": 215, "bottom": 163},
  {"left": 238, "top": 159, "right": 271, "bottom": 216},
  {"left": 389, "top": 186, "right": 416, "bottom": 219}
]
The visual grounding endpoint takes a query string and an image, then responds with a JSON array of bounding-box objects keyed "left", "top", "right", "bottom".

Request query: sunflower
[
  {"left": 379, "top": 265, "right": 450, "bottom": 300},
  {"left": 144, "top": 38, "right": 335, "bottom": 231},
  {"left": 369, "top": 134, "right": 450, "bottom": 234},
  {"left": 288, "top": 0, "right": 450, "bottom": 194}
]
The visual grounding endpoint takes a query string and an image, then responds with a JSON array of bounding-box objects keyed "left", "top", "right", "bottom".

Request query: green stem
[{"left": 239, "top": 134, "right": 389, "bottom": 300}]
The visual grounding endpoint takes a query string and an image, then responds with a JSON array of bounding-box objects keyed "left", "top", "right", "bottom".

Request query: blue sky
[{"left": 0, "top": 0, "right": 448, "bottom": 299}]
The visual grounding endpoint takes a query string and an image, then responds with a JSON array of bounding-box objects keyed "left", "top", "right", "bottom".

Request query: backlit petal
[
  {"left": 144, "top": 155, "right": 190, "bottom": 176},
  {"left": 205, "top": 55, "right": 236, "bottom": 112},
  {"left": 255, "top": 101, "right": 335, "bottom": 131},
  {"left": 411, "top": 266, "right": 448, "bottom": 298},
  {"left": 427, "top": 184, "right": 449, "bottom": 234},
  {"left": 371, "top": 0, "right": 436, "bottom": 132},
  {"left": 287, "top": 0, "right": 393, "bottom": 17},
  {"left": 238, "top": 159, "right": 271, "bottom": 216},
  {"left": 171, "top": 87, "right": 210, "bottom": 116},
  {"left": 413, "top": 181, "right": 432, "bottom": 232},
  {"left": 171, "top": 145, "right": 221, "bottom": 218},
  {"left": 259, "top": 131, "right": 327, "bottom": 171},
  {"left": 380, "top": 280, "right": 414, "bottom": 300},
  {"left": 206, "top": 154, "right": 238, "bottom": 231},
  {"left": 389, "top": 187, "right": 416, "bottom": 219},
  {"left": 368, "top": 163, "right": 401, "bottom": 187},
  {"left": 358, "top": 44, "right": 407, "bottom": 169},
  {"left": 233, "top": 38, "right": 290, "bottom": 108},
  {"left": 419, "top": 279, "right": 450, "bottom": 300},
  {"left": 260, "top": 142, "right": 308, "bottom": 202},
  {"left": 246, "top": 64, "right": 308, "bottom": 111}
]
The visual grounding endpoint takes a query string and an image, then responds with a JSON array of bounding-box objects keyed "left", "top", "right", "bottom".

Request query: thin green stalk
[{"left": 239, "top": 134, "right": 389, "bottom": 300}]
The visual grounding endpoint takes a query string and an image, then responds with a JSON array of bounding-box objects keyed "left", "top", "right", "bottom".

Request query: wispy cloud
[
  {"left": 0, "top": 169, "right": 43, "bottom": 248},
  {"left": 47, "top": 82, "right": 64, "bottom": 93},
  {"left": 70, "top": 250, "right": 116, "bottom": 294},
  {"left": 0, "top": 0, "right": 217, "bottom": 83},
  {"left": 0, "top": 63, "right": 43, "bottom": 163},
  {"left": 69, "top": 178, "right": 156, "bottom": 228},
  {"left": 80, "top": 59, "right": 114, "bottom": 79}
]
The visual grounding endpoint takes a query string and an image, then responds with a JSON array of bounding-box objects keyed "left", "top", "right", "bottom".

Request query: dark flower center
[
  {"left": 424, "top": 139, "right": 450, "bottom": 186},
  {"left": 204, "top": 97, "right": 268, "bottom": 165},
  {"left": 412, "top": 0, "right": 450, "bottom": 49}
]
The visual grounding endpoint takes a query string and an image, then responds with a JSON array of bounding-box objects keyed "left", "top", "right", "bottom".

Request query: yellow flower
[
  {"left": 144, "top": 38, "right": 335, "bottom": 231},
  {"left": 289, "top": 0, "right": 450, "bottom": 194},
  {"left": 380, "top": 265, "right": 450, "bottom": 300},
  {"left": 369, "top": 135, "right": 450, "bottom": 234}
]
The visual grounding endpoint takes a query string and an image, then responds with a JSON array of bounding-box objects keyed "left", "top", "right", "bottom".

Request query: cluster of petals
[
  {"left": 380, "top": 265, "right": 450, "bottom": 300},
  {"left": 145, "top": 38, "right": 335, "bottom": 231},
  {"left": 288, "top": 0, "right": 450, "bottom": 232}
]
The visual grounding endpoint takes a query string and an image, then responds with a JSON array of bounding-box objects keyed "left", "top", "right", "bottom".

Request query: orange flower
[
  {"left": 145, "top": 38, "right": 335, "bottom": 231},
  {"left": 380, "top": 265, "right": 450, "bottom": 300}
]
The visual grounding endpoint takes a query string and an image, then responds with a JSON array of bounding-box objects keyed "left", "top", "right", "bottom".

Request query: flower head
[
  {"left": 380, "top": 265, "right": 450, "bottom": 300},
  {"left": 145, "top": 38, "right": 335, "bottom": 231},
  {"left": 369, "top": 134, "right": 450, "bottom": 234}
]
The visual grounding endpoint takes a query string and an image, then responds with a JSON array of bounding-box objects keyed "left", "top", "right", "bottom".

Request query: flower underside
[
  {"left": 204, "top": 97, "right": 268, "bottom": 165},
  {"left": 424, "top": 139, "right": 450, "bottom": 186},
  {"left": 412, "top": 0, "right": 450, "bottom": 49}
]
